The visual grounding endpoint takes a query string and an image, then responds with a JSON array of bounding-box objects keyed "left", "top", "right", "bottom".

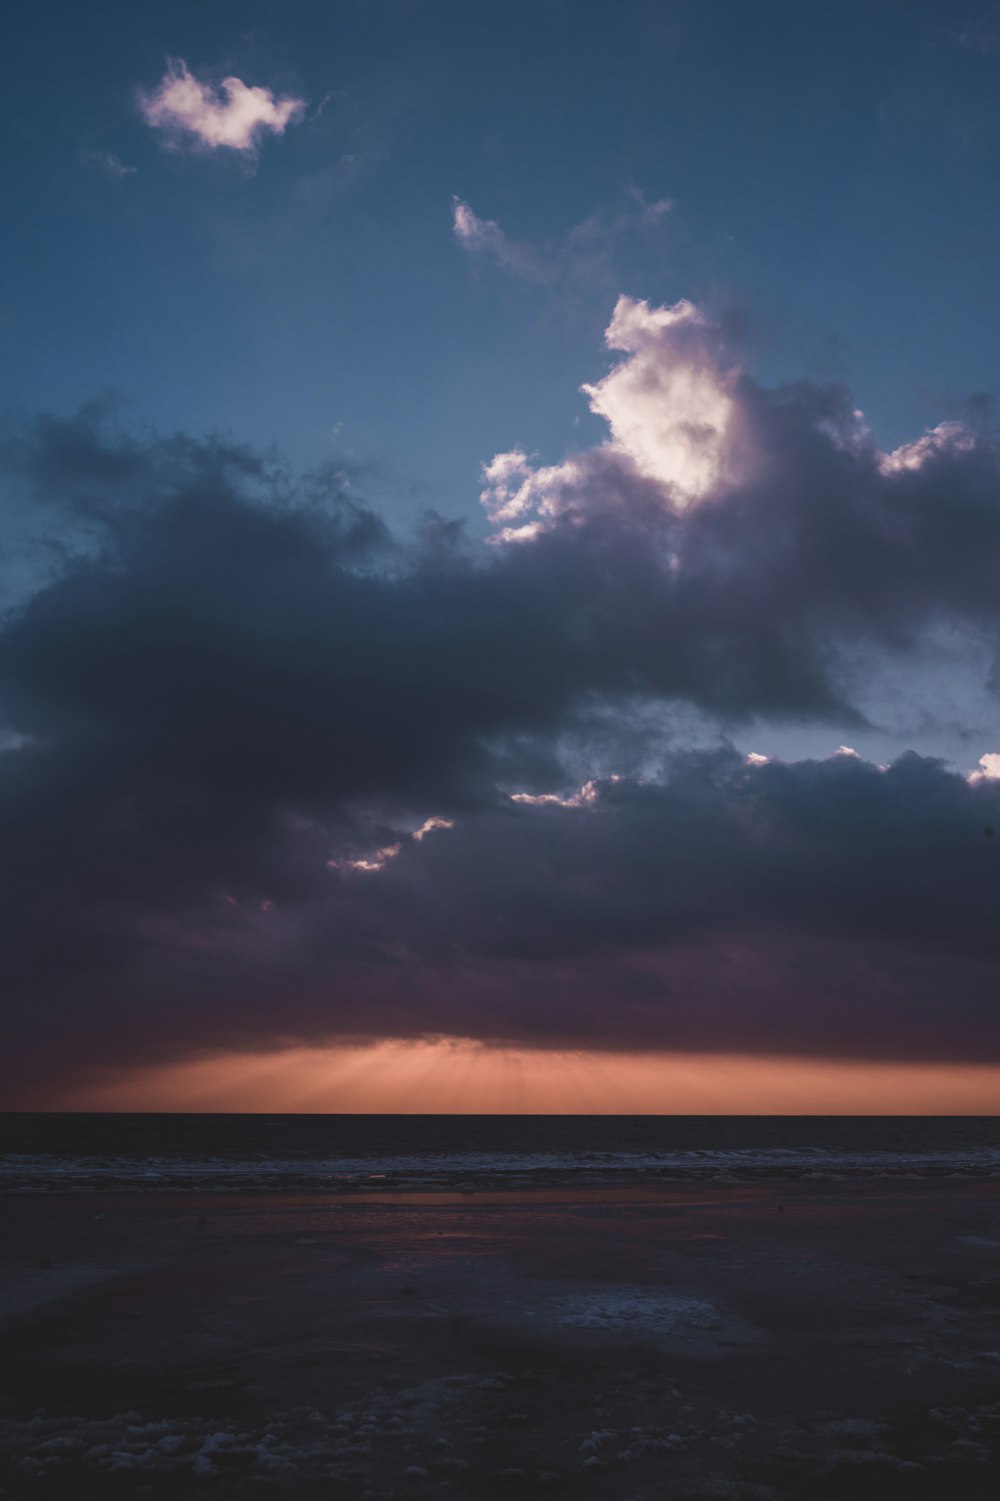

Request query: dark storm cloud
[
  {"left": 3, "top": 321, "right": 1000, "bottom": 1092},
  {"left": 319, "top": 750, "right": 1000, "bottom": 1061}
]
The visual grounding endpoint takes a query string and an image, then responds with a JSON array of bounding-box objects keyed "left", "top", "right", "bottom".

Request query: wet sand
[{"left": 2, "top": 1181, "right": 1000, "bottom": 1497}]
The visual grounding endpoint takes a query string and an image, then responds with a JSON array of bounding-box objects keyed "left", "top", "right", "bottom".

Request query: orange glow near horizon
[{"left": 42, "top": 1038, "right": 1000, "bottom": 1114}]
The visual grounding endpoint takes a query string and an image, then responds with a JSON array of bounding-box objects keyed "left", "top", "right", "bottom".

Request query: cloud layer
[{"left": 3, "top": 296, "right": 1000, "bottom": 1096}]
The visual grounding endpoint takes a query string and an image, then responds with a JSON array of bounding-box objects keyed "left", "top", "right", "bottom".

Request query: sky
[{"left": 3, "top": 0, "right": 1000, "bottom": 1111}]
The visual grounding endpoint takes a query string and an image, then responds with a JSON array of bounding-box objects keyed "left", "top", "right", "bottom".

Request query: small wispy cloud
[
  {"left": 328, "top": 842, "right": 402, "bottom": 875},
  {"left": 451, "top": 197, "right": 546, "bottom": 279},
  {"left": 80, "top": 149, "right": 136, "bottom": 178},
  {"left": 138, "top": 58, "right": 305, "bottom": 154},
  {"left": 451, "top": 187, "right": 673, "bottom": 284},
  {"left": 328, "top": 814, "right": 454, "bottom": 874},
  {"left": 510, "top": 777, "right": 617, "bottom": 808},
  {"left": 413, "top": 816, "right": 455, "bottom": 841}
]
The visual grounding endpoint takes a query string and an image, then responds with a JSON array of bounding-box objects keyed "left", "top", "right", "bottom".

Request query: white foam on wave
[{"left": 3, "top": 1144, "right": 1000, "bottom": 1190}]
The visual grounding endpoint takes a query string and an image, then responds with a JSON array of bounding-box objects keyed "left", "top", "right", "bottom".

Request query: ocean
[{"left": 4, "top": 1112, "right": 1000, "bottom": 1192}]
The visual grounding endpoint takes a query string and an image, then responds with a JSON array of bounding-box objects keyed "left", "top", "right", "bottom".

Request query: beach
[{"left": 2, "top": 1175, "right": 1000, "bottom": 1498}]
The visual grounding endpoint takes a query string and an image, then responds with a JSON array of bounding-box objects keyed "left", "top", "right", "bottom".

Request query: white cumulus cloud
[
  {"left": 582, "top": 295, "right": 739, "bottom": 500},
  {"left": 139, "top": 59, "right": 305, "bottom": 154},
  {"left": 968, "top": 753, "right": 1000, "bottom": 785},
  {"left": 480, "top": 294, "right": 744, "bottom": 538},
  {"left": 480, "top": 291, "right": 983, "bottom": 547},
  {"left": 879, "top": 421, "right": 977, "bottom": 476}
]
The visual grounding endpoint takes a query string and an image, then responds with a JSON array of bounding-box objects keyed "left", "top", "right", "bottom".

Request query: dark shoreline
[{"left": 3, "top": 1179, "right": 1000, "bottom": 1497}]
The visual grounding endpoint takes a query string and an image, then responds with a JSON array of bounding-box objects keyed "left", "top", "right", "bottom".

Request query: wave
[{"left": 4, "top": 1144, "right": 1000, "bottom": 1192}]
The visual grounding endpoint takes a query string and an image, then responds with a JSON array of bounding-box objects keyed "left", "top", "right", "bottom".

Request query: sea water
[{"left": 3, "top": 1113, "right": 1000, "bottom": 1192}]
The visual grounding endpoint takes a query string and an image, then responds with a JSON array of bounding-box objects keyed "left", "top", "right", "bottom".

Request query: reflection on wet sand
[{"left": 2, "top": 1181, "right": 1000, "bottom": 1497}]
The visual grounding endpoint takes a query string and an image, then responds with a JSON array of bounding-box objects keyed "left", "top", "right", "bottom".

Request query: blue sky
[{"left": 5, "top": 0, "right": 1000, "bottom": 524}]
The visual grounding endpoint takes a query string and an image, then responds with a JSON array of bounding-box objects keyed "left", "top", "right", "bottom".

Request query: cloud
[
  {"left": 138, "top": 59, "right": 305, "bottom": 154},
  {"left": 451, "top": 197, "right": 546, "bottom": 279},
  {"left": 328, "top": 748, "right": 1000, "bottom": 1061},
  {"left": 413, "top": 816, "right": 455, "bottom": 840},
  {"left": 511, "top": 777, "right": 612, "bottom": 807},
  {"left": 451, "top": 187, "right": 672, "bottom": 285},
  {"left": 4, "top": 291, "right": 1000, "bottom": 1093},
  {"left": 328, "top": 815, "right": 454, "bottom": 870},
  {"left": 582, "top": 296, "right": 739, "bottom": 501},
  {"left": 481, "top": 296, "right": 997, "bottom": 579},
  {"left": 878, "top": 420, "right": 977, "bottom": 475},
  {"left": 80, "top": 149, "right": 136, "bottom": 178},
  {"left": 479, "top": 293, "right": 749, "bottom": 526},
  {"left": 481, "top": 302, "right": 706, "bottom": 524},
  {"left": 968, "top": 752, "right": 1000, "bottom": 785},
  {"left": 329, "top": 842, "right": 402, "bottom": 874}
]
